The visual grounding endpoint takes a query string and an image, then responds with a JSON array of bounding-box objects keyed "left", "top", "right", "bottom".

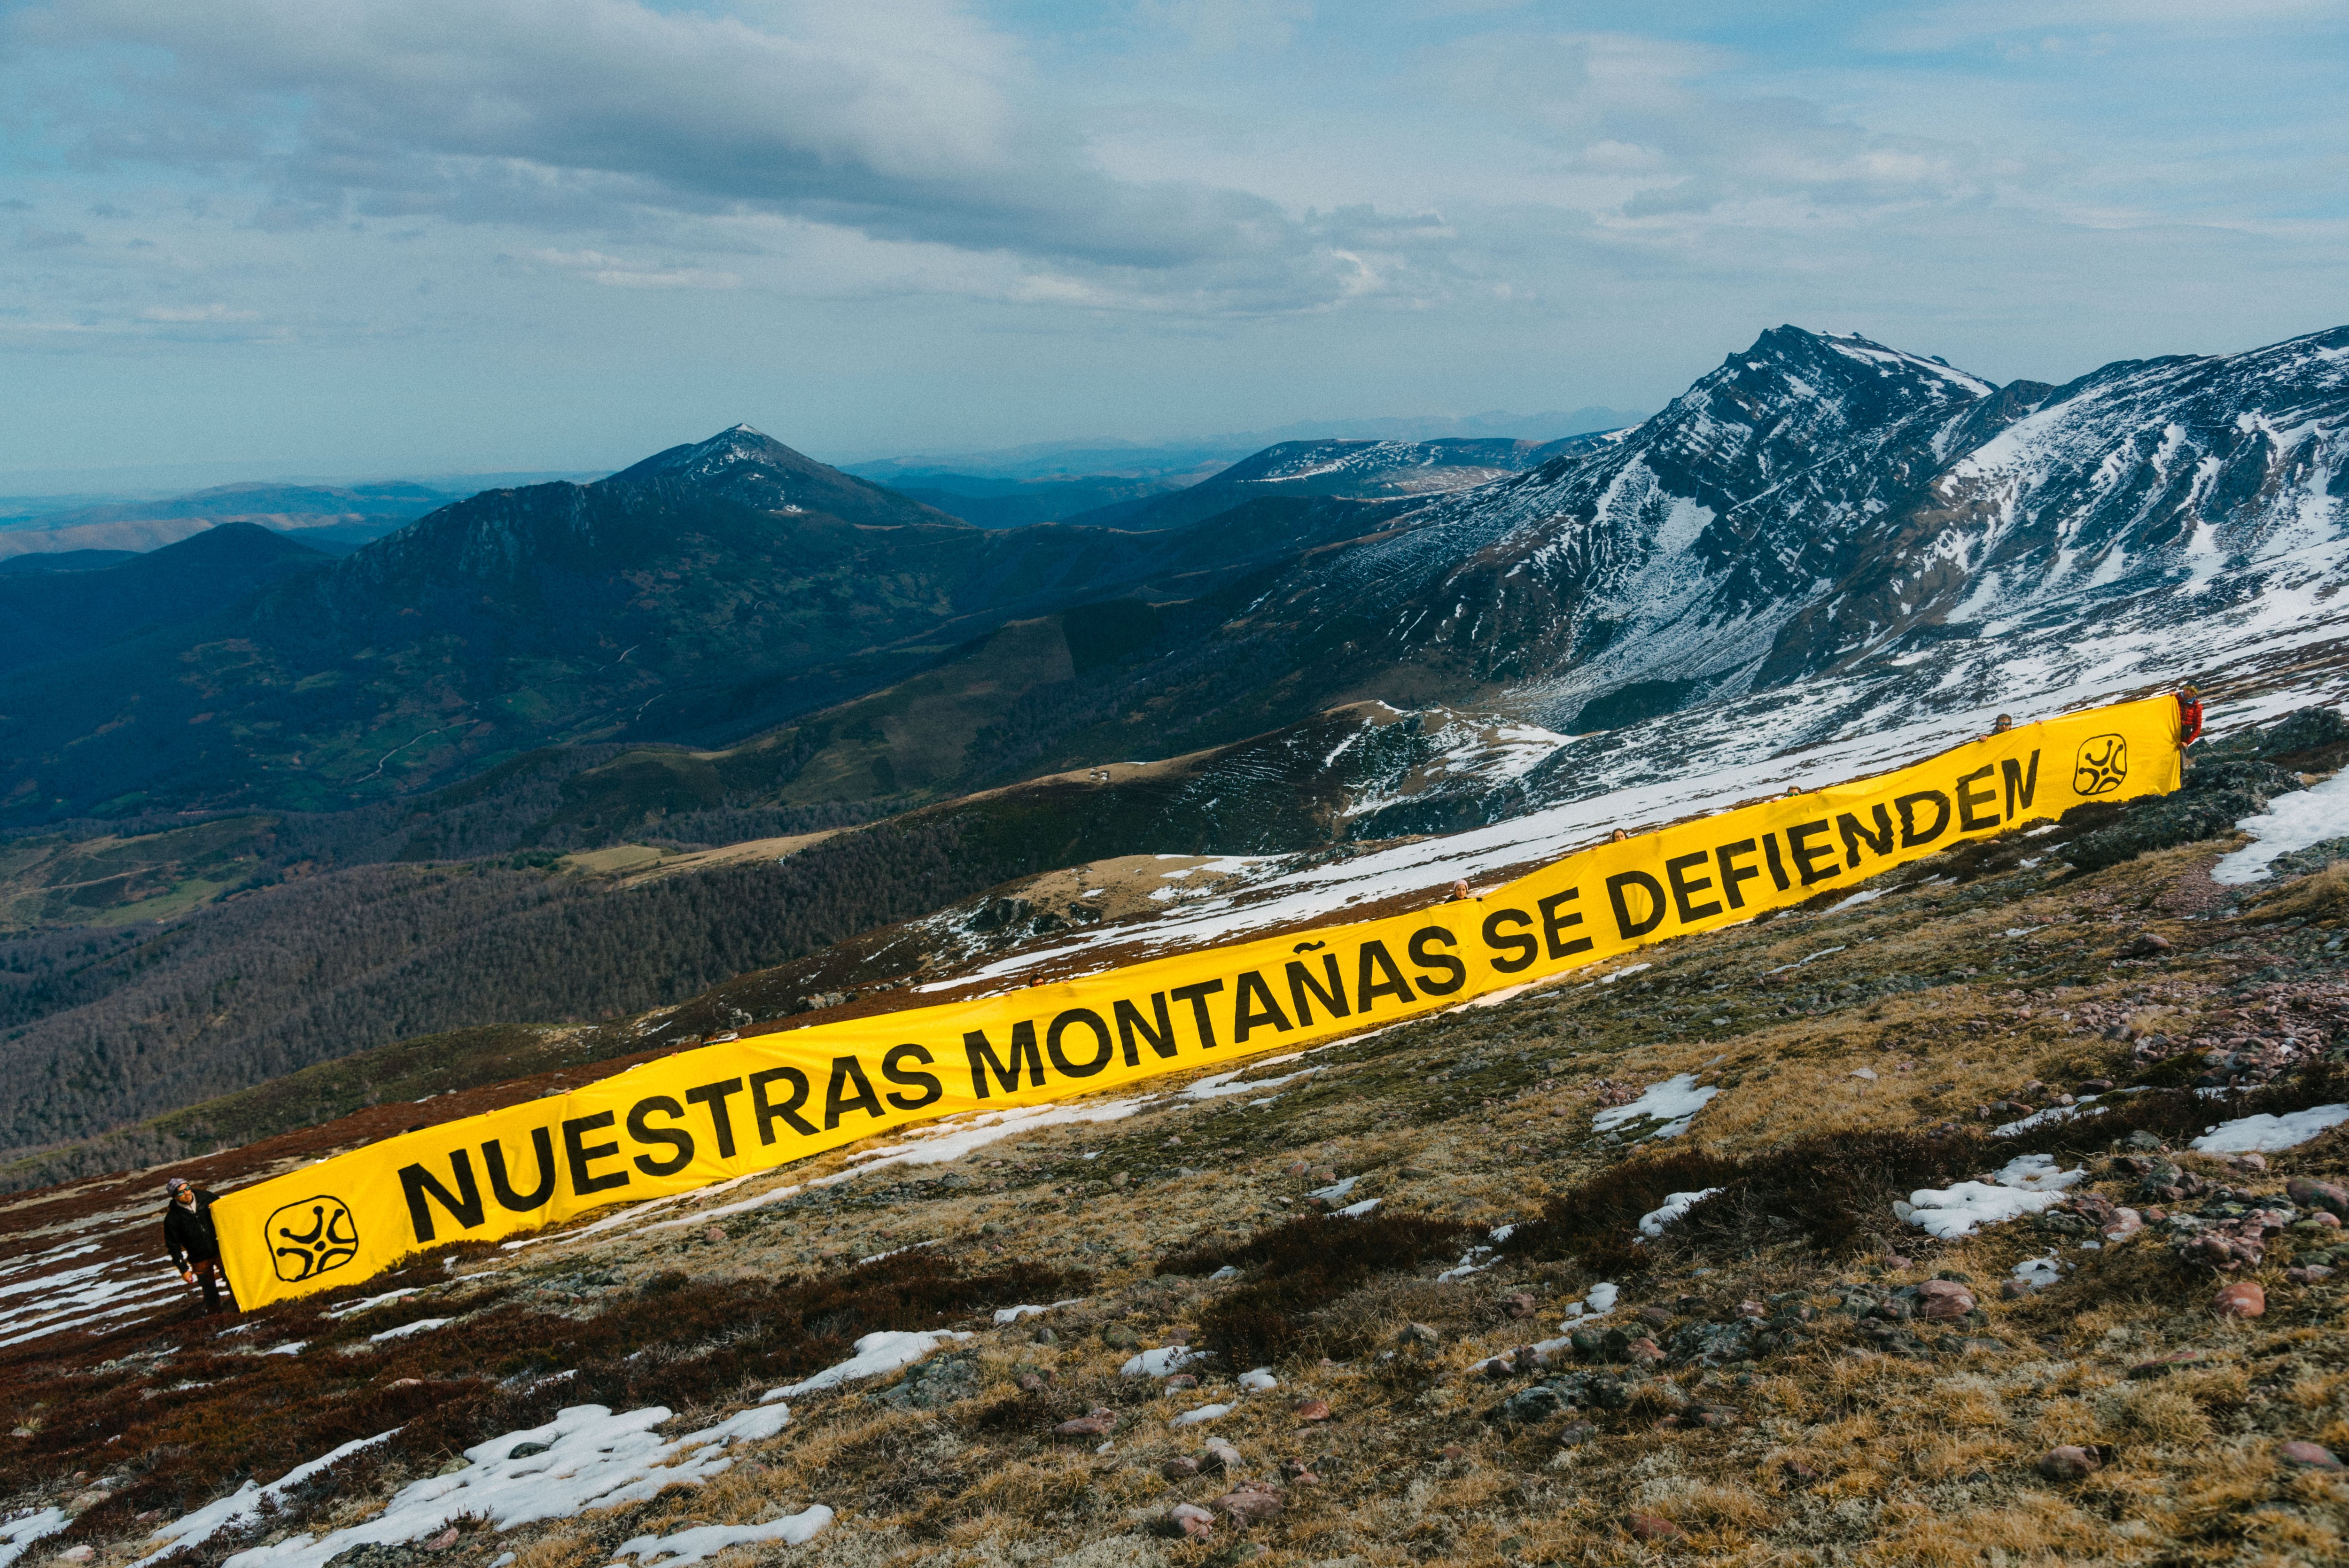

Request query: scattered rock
[
  {"left": 2119, "top": 933, "right": 2173, "bottom": 958},
  {"left": 1015, "top": 1371, "right": 1053, "bottom": 1393},
  {"left": 1161, "top": 1457, "right": 1200, "bottom": 1480},
  {"left": 2288, "top": 1265, "right": 2335, "bottom": 1284},
  {"left": 1168, "top": 1501, "right": 1215, "bottom": 1542},
  {"left": 1557, "top": 1422, "right": 1597, "bottom": 1448},
  {"left": 1100, "top": 1323, "right": 1141, "bottom": 1349},
  {"left": 1054, "top": 1409, "right": 1118, "bottom": 1438},
  {"left": 1500, "top": 1385, "right": 1566, "bottom": 1424},
  {"left": 1398, "top": 1322, "right": 1441, "bottom": 1348},
  {"left": 1916, "top": 1281, "right": 1976, "bottom": 1320},
  {"left": 2288, "top": 1178, "right": 2349, "bottom": 1219},
  {"left": 1281, "top": 1459, "right": 1320, "bottom": 1484},
  {"left": 2279, "top": 1441, "right": 2346, "bottom": 1471},
  {"left": 1501, "top": 1292, "right": 1536, "bottom": 1319},
  {"left": 1213, "top": 1483, "right": 1284, "bottom": 1523},
  {"left": 2038, "top": 1445, "right": 2106, "bottom": 1481},
  {"left": 1625, "top": 1514, "right": 1683, "bottom": 1542},
  {"left": 1165, "top": 1373, "right": 1198, "bottom": 1390},
  {"left": 2213, "top": 1281, "right": 2267, "bottom": 1318},
  {"left": 875, "top": 1350, "right": 980, "bottom": 1411},
  {"left": 1201, "top": 1439, "right": 1242, "bottom": 1475},
  {"left": 54, "top": 1550, "right": 93, "bottom": 1565},
  {"left": 422, "top": 1529, "right": 461, "bottom": 1552},
  {"left": 389, "top": 1378, "right": 423, "bottom": 1389},
  {"left": 1292, "top": 1398, "right": 1331, "bottom": 1422},
  {"left": 506, "top": 1441, "right": 552, "bottom": 1460},
  {"left": 1781, "top": 1460, "right": 1821, "bottom": 1486},
  {"left": 1624, "top": 1337, "right": 1665, "bottom": 1366}
]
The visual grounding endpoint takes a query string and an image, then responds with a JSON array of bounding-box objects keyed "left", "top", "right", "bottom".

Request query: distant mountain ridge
[
  {"left": 1063, "top": 433, "right": 1616, "bottom": 532},
  {"left": 4, "top": 325, "right": 2341, "bottom": 842},
  {"left": 840, "top": 405, "right": 1646, "bottom": 483},
  {"left": 0, "top": 524, "right": 329, "bottom": 675},
  {"left": 0, "top": 479, "right": 465, "bottom": 559},
  {"left": 0, "top": 428, "right": 1409, "bottom": 822}
]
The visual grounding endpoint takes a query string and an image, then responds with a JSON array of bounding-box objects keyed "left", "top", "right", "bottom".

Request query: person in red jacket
[{"left": 2178, "top": 684, "right": 2205, "bottom": 749}]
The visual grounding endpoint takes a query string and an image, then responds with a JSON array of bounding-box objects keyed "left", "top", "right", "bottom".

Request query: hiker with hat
[
  {"left": 2178, "top": 683, "right": 2205, "bottom": 751},
  {"left": 162, "top": 1177, "right": 233, "bottom": 1315}
]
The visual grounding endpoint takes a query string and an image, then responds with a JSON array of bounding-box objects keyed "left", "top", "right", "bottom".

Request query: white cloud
[{"left": 19, "top": 0, "right": 1325, "bottom": 286}]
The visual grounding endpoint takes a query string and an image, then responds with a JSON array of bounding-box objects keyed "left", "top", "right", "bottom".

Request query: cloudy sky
[{"left": 4, "top": 0, "right": 2344, "bottom": 481}]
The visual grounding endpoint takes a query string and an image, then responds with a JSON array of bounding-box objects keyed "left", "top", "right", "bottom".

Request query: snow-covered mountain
[
  {"left": 1248, "top": 323, "right": 2346, "bottom": 736},
  {"left": 1060, "top": 435, "right": 1590, "bottom": 531}
]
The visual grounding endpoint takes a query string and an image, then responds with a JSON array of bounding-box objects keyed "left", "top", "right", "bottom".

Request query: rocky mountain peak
[
  {"left": 609, "top": 424, "right": 829, "bottom": 488},
  {"left": 602, "top": 426, "right": 960, "bottom": 530}
]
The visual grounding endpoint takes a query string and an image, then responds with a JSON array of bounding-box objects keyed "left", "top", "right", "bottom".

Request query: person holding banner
[{"left": 163, "top": 1177, "right": 235, "bottom": 1315}]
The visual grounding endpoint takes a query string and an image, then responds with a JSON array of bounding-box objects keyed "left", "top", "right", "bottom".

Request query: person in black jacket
[{"left": 162, "top": 1177, "right": 233, "bottom": 1314}]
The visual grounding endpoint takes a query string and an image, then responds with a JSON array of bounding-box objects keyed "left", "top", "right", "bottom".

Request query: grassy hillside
[{"left": 3, "top": 807, "right": 2346, "bottom": 1568}]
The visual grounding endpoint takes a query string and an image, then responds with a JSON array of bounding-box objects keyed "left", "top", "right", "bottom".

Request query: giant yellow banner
[{"left": 215, "top": 697, "right": 2181, "bottom": 1306}]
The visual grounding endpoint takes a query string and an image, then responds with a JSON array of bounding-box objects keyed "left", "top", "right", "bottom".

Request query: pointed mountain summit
[
  {"left": 608, "top": 425, "right": 960, "bottom": 530},
  {"left": 1211, "top": 320, "right": 2345, "bottom": 735}
]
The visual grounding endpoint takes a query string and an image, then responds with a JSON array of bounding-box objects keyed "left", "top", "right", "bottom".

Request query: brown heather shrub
[
  {"left": 2247, "top": 861, "right": 2349, "bottom": 924},
  {"left": 2239, "top": 1059, "right": 2349, "bottom": 1122},
  {"left": 1154, "top": 1212, "right": 1471, "bottom": 1368},
  {"left": 1504, "top": 1130, "right": 1987, "bottom": 1264},
  {"left": 5, "top": 1249, "right": 1085, "bottom": 1550},
  {"left": 2009, "top": 1087, "right": 2213, "bottom": 1152}
]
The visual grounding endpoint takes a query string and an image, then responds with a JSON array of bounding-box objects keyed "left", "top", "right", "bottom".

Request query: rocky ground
[{"left": 6, "top": 826, "right": 2349, "bottom": 1568}]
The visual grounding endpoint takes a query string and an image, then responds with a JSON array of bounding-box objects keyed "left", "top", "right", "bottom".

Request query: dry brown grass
[
  {"left": 19, "top": 838, "right": 2349, "bottom": 1568},
  {"left": 2248, "top": 860, "right": 2349, "bottom": 922}
]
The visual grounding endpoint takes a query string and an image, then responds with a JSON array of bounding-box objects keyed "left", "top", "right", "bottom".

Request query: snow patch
[
  {"left": 1592, "top": 1074, "right": 1719, "bottom": 1139},
  {"left": 609, "top": 1509, "right": 833, "bottom": 1566},
  {"left": 367, "top": 1318, "right": 451, "bottom": 1344},
  {"left": 992, "top": 1298, "right": 1084, "bottom": 1326},
  {"left": 2191, "top": 1104, "right": 2349, "bottom": 1153},
  {"left": 1896, "top": 1157, "right": 2083, "bottom": 1238},
  {"left": 134, "top": 1431, "right": 399, "bottom": 1567},
  {"left": 216, "top": 1404, "right": 786, "bottom": 1568},
  {"left": 1170, "top": 1403, "right": 1232, "bottom": 1427},
  {"left": 0, "top": 1511, "right": 70, "bottom": 1568},
  {"left": 2212, "top": 770, "right": 2349, "bottom": 885},
  {"left": 1121, "top": 1347, "right": 1203, "bottom": 1378},
  {"left": 761, "top": 1331, "right": 970, "bottom": 1400},
  {"left": 1636, "top": 1188, "right": 1725, "bottom": 1237}
]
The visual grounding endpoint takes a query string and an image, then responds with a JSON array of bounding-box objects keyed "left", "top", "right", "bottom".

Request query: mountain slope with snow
[{"left": 1215, "top": 323, "right": 2345, "bottom": 741}]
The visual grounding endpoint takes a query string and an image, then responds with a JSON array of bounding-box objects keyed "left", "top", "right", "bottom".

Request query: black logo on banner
[
  {"left": 2073, "top": 734, "right": 2129, "bottom": 796},
  {"left": 267, "top": 1195, "right": 360, "bottom": 1281}
]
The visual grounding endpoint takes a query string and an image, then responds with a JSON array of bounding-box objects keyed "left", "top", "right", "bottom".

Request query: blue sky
[{"left": 3, "top": 0, "right": 2344, "bottom": 481}]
